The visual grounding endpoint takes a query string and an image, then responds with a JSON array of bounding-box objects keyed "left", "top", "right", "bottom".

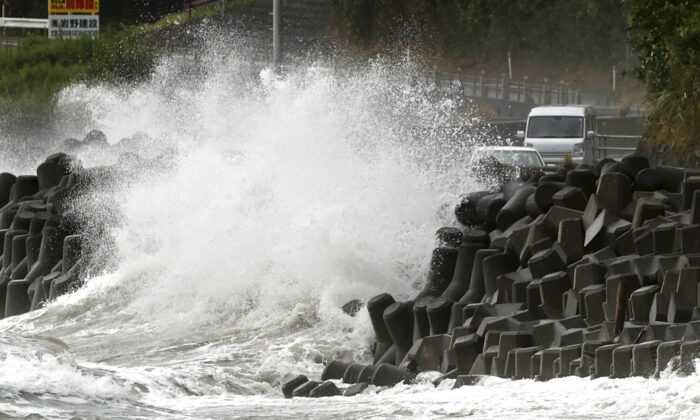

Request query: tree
[{"left": 627, "top": 0, "right": 700, "bottom": 144}]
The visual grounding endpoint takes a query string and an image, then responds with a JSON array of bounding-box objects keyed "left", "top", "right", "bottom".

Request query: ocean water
[{"left": 0, "top": 36, "right": 699, "bottom": 420}]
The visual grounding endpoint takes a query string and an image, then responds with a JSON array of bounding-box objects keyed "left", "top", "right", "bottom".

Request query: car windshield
[
  {"left": 473, "top": 149, "right": 543, "bottom": 167},
  {"left": 527, "top": 116, "right": 583, "bottom": 138}
]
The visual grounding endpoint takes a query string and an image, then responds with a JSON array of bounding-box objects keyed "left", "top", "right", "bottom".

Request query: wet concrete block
[
  {"left": 497, "top": 186, "right": 536, "bottom": 231},
  {"left": 426, "top": 297, "right": 452, "bottom": 336},
  {"left": 475, "top": 316, "right": 522, "bottom": 338},
  {"left": 419, "top": 247, "right": 460, "bottom": 300},
  {"left": 451, "top": 334, "right": 481, "bottom": 373},
  {"left": 282, "top": 375, "right": 308, "bottom": 399},
  {"left": 529, "top": 244, "right": 568, "bottom": 278},
  {"left": 384, "top": 301, "right": 414, "bottom": 363},
  {"left": 558, "top": 218, "right": 584, "bottom": 263},
  {"left": 309, "top": 381, "right": 341, "bottom": 398},
  {"left": 498, "top": 331, "right": 532, "bottom": 359},
  {"left": 574, "top": 262, "right": 606, "bottom": 292},
  {"left": 633, "top": 227, "right": 654, "bottom": 256},
  {"left": 582, "top": 285, "right": 606, "bottom": 325},
  {"left": 532, "top": 320, "right": 567, "bottom": 348},
  {"left": 566, "top": 169, "right": 597, "bottom": 197},
  {"left": 553, "top": 187, "right": 587, "bottom": 211},
  {"left": 357, "top": 365, "right": 376, "bottom": 384},
  {"left": 343, "top": 382, "right": 368, "bottom": 397},
  {"left": 691, "top": 190, "right": 700, "bottom": 225},
  {"left": 635, "top": 168, "right": 662, "bottom": 192},
  {"left": 412, "top": 297, "right": 432, "bottom": 341},
  {"left": 632, "top": 198, "right": 666, "bottom": 229},
  {"left": 665, "top": 323, "right": 688, "bottom": 341},
  {"left": 537, "top": 347, "right": 561, "bottom": 381},
  {"left": 659, "top": 255, "right": 689, "bottom": 283},
  {"left": 679, "top": 340, "right": 700, "bottom": 375},
  {"left": 507, "top": 346, "right": 542, "bottom": 379},
  {"left": 604, "top": 213, "right": 632, "bottom": 245},
  {"left": 468, "top": 354, "right": 492, "bottom": 375},
  {"left": 650, "top": 293, "right": 669, "bottom": 322},
  {"left": 341, "top": 364, "right": 365, "bottom": 384},
  {"left": 562, "top": 289, "right": 579, "bottom": 318},
  {"left": 526, "top": 280, "right": 543, "bottom": 314},
  {"left": 367, "top": 293, "right": 396, "bottom": 345},
  {"left": 482, "top": 252, "right": 519, "bottom": 303},
  {"left": 683, "top": 176, "right": 700, "bottom": 211},
  {"left": 460, "top": 248, "right": 499, "bottom": 306},
  {"left": 530, "top": 350, "right": 542, "bottom": 379},
  {"left": 597, "top": 173, "right": 633, "bottom": 214},
  {"left": 476, "top": 193, "right": 507, "bottom": 228},
  {"left": 629, "top": 285, "right": 660, "bottom": 322},
  {"left": 652, "top": 222, "right": 677, "bottom": 255},
  {"left": 538, "top": 271, "right": 570, "bottom": 319},
  {"left": 611, "top": 344, "right": 635, "bottom": 378},
  {"left": 617, "top": 324, "right": 645, "bottom": 345},
  {"left": 534, "top": 182, "right": 566, "bottom": 214},
  {"left": 405, "top": 334, "right": 451, "bottom": 372},
  {"left": 558, "top": 344, "right": 582, "bottom": 377},
  {"left": 633, "top": 255, "right": 661, "bottom": 286},
  {"left": 292, "top": 380, "right": 320, "bottom": 398},
  {"left": 560, "top": 327, "right": 585, "bottom": 347},
  {"left": 604, "top": 273, "right": 639, "bottom": 322},
  {"left": 544, "top": 206, "right": 583, "bottom": 237},
  {"left": 679, "top": 225, "right": 700, "bottom": 254},
  {"left": 656, "top": 340, "right": 682, "bottom": 374},
  {"left": 678, "top": 267, "right": 700, "bottom": 306},
  {"left": 452, "top": 375, "right": 484, "bottom": 388},
  {"left": 322, "top": 360, "right": 350, "bottom": 381},
  {"left": 503, "top": 268, "right": 532, "bottom": 304},
  {"left": 621, "top": 155, "right": 649, "bottom": 178},
  {"left": 371, "top": 363, "right": 415, "bottom": 387},
  {"left": 668, "top": 292, "right": 693, "bottom": 323},
  {"left": 584, "top": 208, "right": 607, "bottom": 249},
  {"left": 660, "top": 270, "right": 681, "bottom": 298},
  {"left": 455, "top": 191, "right": 492, "bottom": 226},
  {"left": 632, "top": 341, "right": 661, "bottom": 377},
  {"left": 593, "top": 344, "right": 618, "bottom": 378},
  {"left": 684, "top": 321, "right": 700, "bottom": 340}
]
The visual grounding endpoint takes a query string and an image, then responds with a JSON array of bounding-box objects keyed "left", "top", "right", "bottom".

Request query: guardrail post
[{"left": 501, "top": 73, "right": 508, "bottom": 100}]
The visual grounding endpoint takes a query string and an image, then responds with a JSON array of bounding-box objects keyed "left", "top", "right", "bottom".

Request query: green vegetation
[
  {"left": 331, "top": 0, "right": 628, "bottom": 66},
  {"left": 0, "top": 29, "right": 157, "bottom": 118},
  {"left": 627, "top": 0, "right": 700, "bottom": 147}
]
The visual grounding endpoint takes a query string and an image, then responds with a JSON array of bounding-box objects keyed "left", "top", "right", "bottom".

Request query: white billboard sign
[{"left": 48, "top": 14, "right": 99, "bottom": 39}]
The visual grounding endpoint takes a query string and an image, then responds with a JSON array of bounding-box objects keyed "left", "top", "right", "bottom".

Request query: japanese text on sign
[{"left": 49, "top": 15, "right": 99, "bottom": 39}]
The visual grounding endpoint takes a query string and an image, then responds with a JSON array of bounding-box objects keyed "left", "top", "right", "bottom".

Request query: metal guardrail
[
  {"left": 433, "top": 71, "right": 590, "bottom": 106},
  {"left": 0, "top": 18, "right": 48, "bottom": 29},
  {"left": 583, "top": 133, "right": 642, "bottom": 164}
]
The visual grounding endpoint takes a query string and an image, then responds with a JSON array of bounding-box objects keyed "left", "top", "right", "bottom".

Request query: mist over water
[{"left": 0, "top": 34, "right": 698, "bottom": 419}]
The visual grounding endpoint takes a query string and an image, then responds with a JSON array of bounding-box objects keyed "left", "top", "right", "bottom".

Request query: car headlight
[{"left": 573, "top": 142, "right": 584, "bottom": 157}]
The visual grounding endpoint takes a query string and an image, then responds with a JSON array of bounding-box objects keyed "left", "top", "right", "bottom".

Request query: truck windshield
[{"left": 527, "top": 116, "right": 583, "bottom": 138}]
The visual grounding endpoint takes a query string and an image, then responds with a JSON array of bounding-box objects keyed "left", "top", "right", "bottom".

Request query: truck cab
[{"left": 517, "top": 105, "right": 595, "bottom": 164}]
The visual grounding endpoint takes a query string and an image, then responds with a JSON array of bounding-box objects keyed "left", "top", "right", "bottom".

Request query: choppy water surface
[{"left": 0, "top": 36, "right": 699, "bottom": 419}]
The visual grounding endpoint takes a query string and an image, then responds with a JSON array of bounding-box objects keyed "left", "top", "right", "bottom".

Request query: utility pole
[
  {"left": 221, "top": 0, "right": 225, "bottom": 17},
  {"left": 272, "top": 0, "right": 281, "bottom": 69}
]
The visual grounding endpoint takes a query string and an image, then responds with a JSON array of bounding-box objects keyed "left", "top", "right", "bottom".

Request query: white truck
[{"left": 517, "top": 105, "right": 595, "bottom": 164}]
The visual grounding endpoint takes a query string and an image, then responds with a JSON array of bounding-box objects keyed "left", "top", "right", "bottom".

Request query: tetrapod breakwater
[
  {"left": 283, "top": 154, "right": 700, "bottom": 398},
  {"left": 0, "top": 132, "right": 171, "bottom": 321}
]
